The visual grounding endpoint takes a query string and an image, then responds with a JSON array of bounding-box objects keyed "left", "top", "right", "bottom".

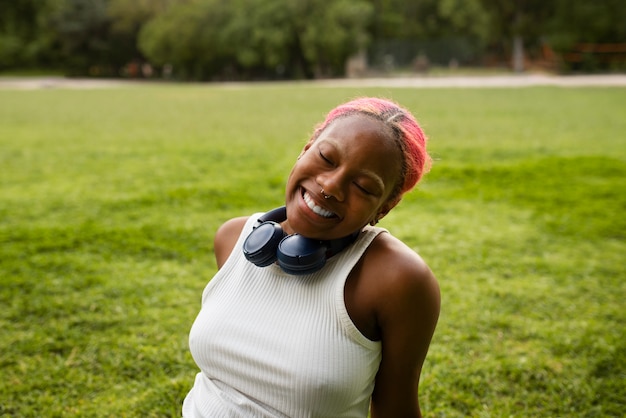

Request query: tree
[
  {"left": 106, "top": 0, "right": 181, "bottom": 75},
  {"left": 139, "top": 0, "right": 373, "bottom": 80},
  {"left": 365, "top": 0, "right": 490, "bottom": 68},
  {"left": 437, "top": 0, "right": 489, "bottom": 41},
  {"left": 49, "top": 0, "right": 114, "bottom": 75},
  {"left": 296, "top": 0, "right": 373, "bottom": 77},
  {"left": 219, "top": 0, "right": 297, "bottom": 78},
  {"left": 547, "top": 0, "right": 626, "bottom": 71},
  {"left": 139, "top": 0, "right": 236, "bottom": 80},
  {"left": 107, "top": 0, "right": 178, "bottom": 35},
  {"left": 478, "top": 0, "right": 554, "bottom": 72},
  {"left": 0, "top": 0, "right": 64, "bottom": 70}
]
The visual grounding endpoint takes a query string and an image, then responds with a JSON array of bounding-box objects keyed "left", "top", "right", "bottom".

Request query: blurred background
[{"left": 1, "top": 0, "right": 624, "bottom": 81}]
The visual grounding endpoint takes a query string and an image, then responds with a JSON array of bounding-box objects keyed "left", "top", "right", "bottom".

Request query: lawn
[{"left": 0, "top": 82, "right": 624, "bottom": 417}]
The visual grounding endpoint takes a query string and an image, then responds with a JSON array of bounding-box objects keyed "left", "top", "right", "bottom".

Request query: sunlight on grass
[{"left": 1, "top": 84, "right": 624, "bottom": 416}]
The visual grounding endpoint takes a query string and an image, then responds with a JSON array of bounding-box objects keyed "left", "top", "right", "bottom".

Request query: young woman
[{"left": 183, "top": 97, "right": 440, "bottom": 417}]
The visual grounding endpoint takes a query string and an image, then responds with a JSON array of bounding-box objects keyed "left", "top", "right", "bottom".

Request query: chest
[{"left": 188, "top": 261, "right": 381, "bottom": 414}]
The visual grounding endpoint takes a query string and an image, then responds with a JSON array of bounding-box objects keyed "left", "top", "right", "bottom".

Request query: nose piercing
[{"left": 320, "top": 188, "right": 331, "bottom": 199}]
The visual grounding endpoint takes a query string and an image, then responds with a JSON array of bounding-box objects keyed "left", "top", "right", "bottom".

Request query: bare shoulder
[
  {"left": 366, "top": 232, "right": 440, "bottom": 301},
  {"left": 214, "top": 216, "right": 249, "bottom": 269},
  {"left": 366, "top": 231, "right": 440, "bottom": 343},
  {"left": 362, "top": 232, "right": 441, "bottom": 417}
]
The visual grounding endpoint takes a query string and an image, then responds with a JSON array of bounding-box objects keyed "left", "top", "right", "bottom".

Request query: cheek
[
  {"left": 285, "top": 162, "right": 305, "bottom": 191},
  {"left": 286, "top": 161, "right": 300, "bottom": 181}
]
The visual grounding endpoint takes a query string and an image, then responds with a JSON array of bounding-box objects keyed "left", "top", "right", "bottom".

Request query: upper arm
[
  {"left": 370, "top": 245, "right": 440, "bottom": 418},
  {"left": 214, "top": 216, "right": 248, "bottom": 269}
]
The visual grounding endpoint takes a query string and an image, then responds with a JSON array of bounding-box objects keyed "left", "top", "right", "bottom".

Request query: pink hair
[{"left": 311, "top": 97, "right": 431, "bottom": 200}]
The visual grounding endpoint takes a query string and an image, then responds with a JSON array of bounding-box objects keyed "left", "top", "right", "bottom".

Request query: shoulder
[
  {"left": 364, "top": 232, "right": 439, "bottom": 302},
  {"left": 365, "top": 233, "right": 440, "bottom": 337},
  {"left": 362, "top": 233, "right": 440, "bottom": 416},
  {"left": 214, "top": 216, "right": 250, "bottom": 269},
  {"left": 349, "top": 231, "right": 440, "bottom": 339}
]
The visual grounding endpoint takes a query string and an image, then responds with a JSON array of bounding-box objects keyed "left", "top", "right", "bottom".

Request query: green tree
[
  {"left": 295, "top": 0, "right": 373, "bottom": 77},
  {"left": 106, "top": 0, "right": 181, "bottom": 75},
  {"left": 479, "top": 0, "right": 554, "bottom": 71},
  {"left": 138, "top": 0, "right": 236, "bottom": 80},
  {"left": 547, "top": 0, "right": 626, "bottom": 71},
  {"left": 437, "top": 0, "right": 489, "bottom": 41},
  {"left": 139, "top": 0, "right": 373, "bottom": 80},
  {"left": 368, "top": 0, "right": 488, "bottom": 40},
  {"left": 366, "top": 0, "right": 489, "bottom": 68},
  {"left": 49, "top": 0, "right": 114, "bottom": 75},
  {"left": 219, "top": 0, "right": 296, "bottom": 78},
  {"left": 550, "top": 0, "right": 626, "bottom": 46},
  {"left": 0, "top": 0, "right": 63, "bottom": 70},
  {"left": 107, "top": 0, "right": 178, "bottom": 35},
  {"left": 224, "top": 0, "right": 372, "bottom": 79}
]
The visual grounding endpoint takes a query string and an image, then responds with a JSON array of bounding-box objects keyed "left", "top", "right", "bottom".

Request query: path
[{"left": 1, "top": 74, "right": 625, "bottom": 90}]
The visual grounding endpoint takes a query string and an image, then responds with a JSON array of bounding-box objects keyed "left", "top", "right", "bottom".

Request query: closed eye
[
  {"left": 354, "top": 182, "right": 373, "bottom": 195},
  {"left": 319, "top": 151, "right": 333, "bottom": 165}
]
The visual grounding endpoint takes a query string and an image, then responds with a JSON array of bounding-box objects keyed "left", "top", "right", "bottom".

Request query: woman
[{"left": 183, "top": 97, "right": 440, "bottom": 417}]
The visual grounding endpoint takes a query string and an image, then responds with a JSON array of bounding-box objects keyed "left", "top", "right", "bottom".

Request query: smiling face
[{"left": 284, "top": 114, "right": 403, "bottom": 240}]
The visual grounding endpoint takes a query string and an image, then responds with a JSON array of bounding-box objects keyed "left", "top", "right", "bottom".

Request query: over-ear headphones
[{"left": 242, "top": 206, "right": 360, "bottom": 275}]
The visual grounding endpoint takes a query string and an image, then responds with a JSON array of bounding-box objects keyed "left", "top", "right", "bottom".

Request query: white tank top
[{"left": 183, "top": 214, "right": 386, "bottom": 418}]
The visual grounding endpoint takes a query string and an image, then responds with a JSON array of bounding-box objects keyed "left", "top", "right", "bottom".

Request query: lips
[{"left": 302, "top": 189, "right": 336, "bottom": 218}]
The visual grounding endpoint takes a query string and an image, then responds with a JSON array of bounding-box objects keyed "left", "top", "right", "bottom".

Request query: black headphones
[{"left": 242, "top": 206, "right": 360, "bottom": 275}]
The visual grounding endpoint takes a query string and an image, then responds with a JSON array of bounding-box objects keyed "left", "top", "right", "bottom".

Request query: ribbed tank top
[{"left": 183, "top": 214, "right": 386, "bottom": 418}]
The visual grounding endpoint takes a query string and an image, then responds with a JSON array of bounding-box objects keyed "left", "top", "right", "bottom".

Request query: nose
[{"left": 317, "top": 171, "right": 345, "bottom": 201}]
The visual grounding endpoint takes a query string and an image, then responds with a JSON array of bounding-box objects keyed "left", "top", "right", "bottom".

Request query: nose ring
[{"left": 320, "top": 188, "right": 331, "bottom": 199}]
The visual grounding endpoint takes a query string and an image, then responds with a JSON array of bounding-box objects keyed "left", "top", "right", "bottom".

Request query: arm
[
  {"left": 369, "top": 241, "right": 440, "bottom": 418},
  {"left": 213, "top": 216, "right": 248, "bottom": 269}
]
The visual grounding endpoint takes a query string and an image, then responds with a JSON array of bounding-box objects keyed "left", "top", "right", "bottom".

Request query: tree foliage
[
  {"left": 0, "top": 0, "right": 63, "bottom": 70},
  {"left": 0, "top": 0, "right": 623, "bottom": 78},
  {"left": 549, "top": 0, "right": 626, "bottom": 47},
  {"left": 138, "top": 0, "right": 373, "bottom": 80},
  {"left": 49, "top": 0, "right": 113, "bottom": 75}
]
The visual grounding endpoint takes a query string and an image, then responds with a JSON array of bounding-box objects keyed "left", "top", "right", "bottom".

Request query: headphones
[{"left": 242, "top": 206, "right": 360, "bottom": 275}]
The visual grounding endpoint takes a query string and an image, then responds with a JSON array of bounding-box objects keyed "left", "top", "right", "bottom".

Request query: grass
[{"left": 0, "top": 82, "right": 624, "bottom": 417}]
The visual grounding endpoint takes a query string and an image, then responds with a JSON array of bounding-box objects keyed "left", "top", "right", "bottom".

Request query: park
[
  {"left": 1, "top": 78, "right": 624, "bottom": 416},
  {"left": 1, "top": 0, "right": 625, "bottom": 416}
]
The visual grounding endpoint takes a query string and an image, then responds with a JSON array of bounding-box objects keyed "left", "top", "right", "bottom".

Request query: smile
[{"left": 303, "top": 190, "right": 336, "bottom": 218}]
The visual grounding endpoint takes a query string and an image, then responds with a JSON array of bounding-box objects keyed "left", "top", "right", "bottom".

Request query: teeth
[{"left": 303, "top": 191, "right": 335, "bottom": 218}]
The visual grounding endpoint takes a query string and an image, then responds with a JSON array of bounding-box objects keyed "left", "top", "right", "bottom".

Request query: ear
[{"left": 370, "top": 197, "right": 401, "bottom": 226}]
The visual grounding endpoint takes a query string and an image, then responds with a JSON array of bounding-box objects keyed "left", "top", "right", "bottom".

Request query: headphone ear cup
[
  {"left": 243, "top": 221, "right": 285, "bottom": 267},
  {"left": 277, "top": 235, "right": 327, "bottom": 275}
]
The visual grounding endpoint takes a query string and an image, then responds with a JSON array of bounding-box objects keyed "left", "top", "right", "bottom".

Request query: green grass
[{"left": 1, "top": 83, "right": 624, "bottom": 417}]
